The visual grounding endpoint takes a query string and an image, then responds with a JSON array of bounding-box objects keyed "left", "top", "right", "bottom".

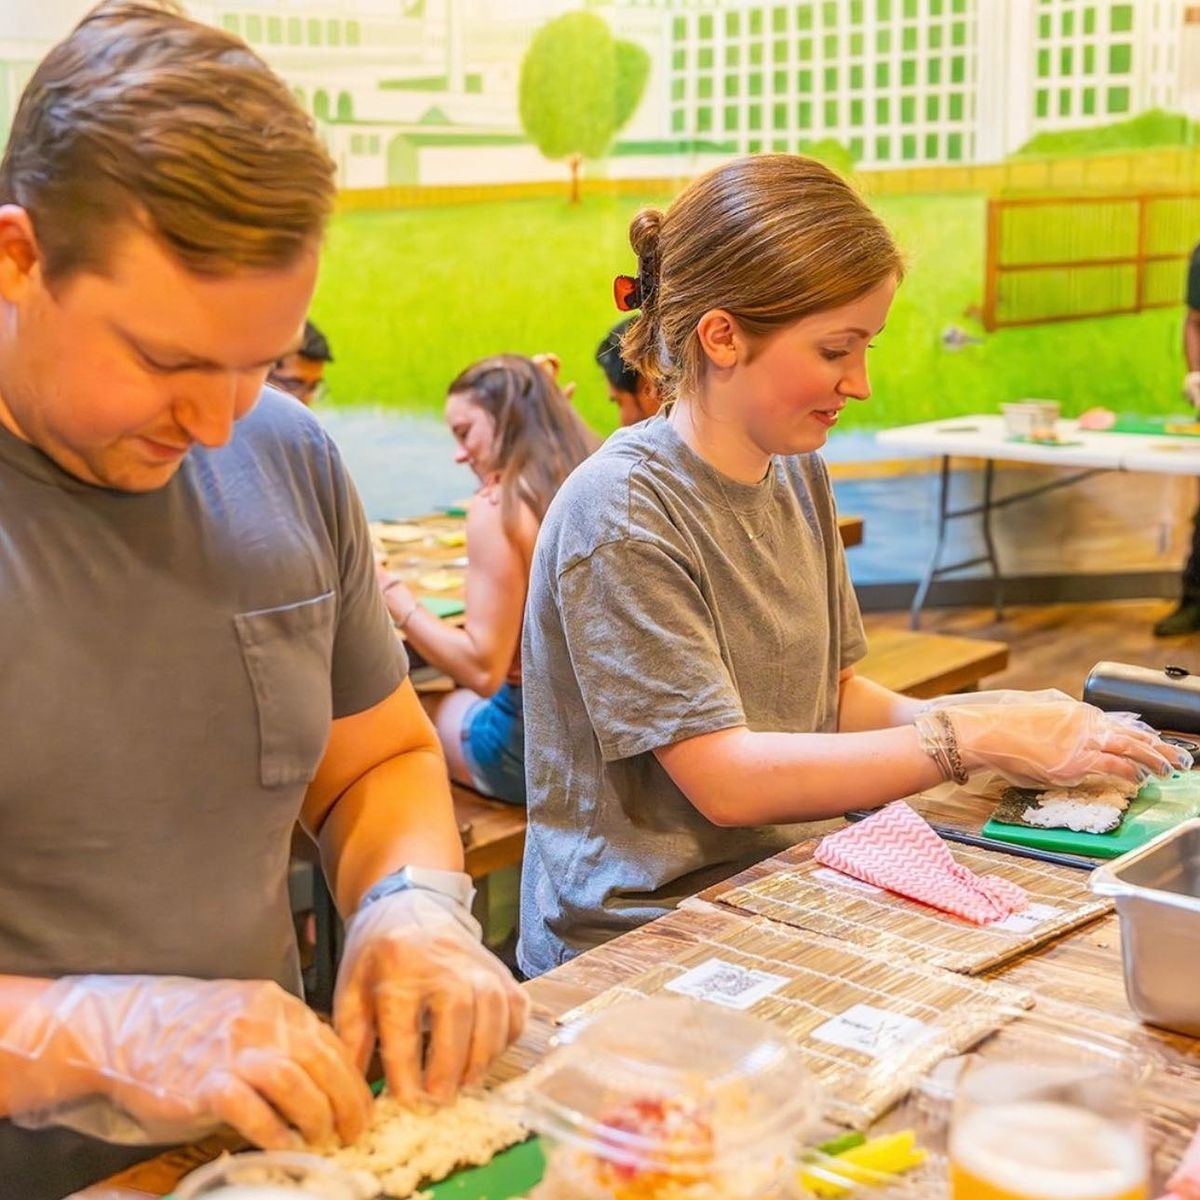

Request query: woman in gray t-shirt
[{"left": 517, "top": 154, "right": 1185, "bottom": 977}]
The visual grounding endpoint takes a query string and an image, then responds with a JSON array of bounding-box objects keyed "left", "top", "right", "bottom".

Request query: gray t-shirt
[
  {"left": 0, "top": 389, "right": 405, "bottom": 1195},
  {"left": 518, "top": 415, "right": 866, "bottom": 977}
]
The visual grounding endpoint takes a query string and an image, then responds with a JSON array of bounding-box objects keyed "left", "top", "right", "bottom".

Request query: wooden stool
[{"left": 858, "top": 628, "right": 1009, "bottom": 698}]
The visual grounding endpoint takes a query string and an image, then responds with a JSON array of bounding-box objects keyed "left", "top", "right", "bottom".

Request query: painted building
[
  {"left": 655, "top": 0, "right": 1200, "bottom": 168},
  {"left": 1, "top": 0, "right": 1197, "bottom": 183}
]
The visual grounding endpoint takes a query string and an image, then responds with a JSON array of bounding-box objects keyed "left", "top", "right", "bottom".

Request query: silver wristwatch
[{"left": 357, "top": 865, "right": 480, "bottom": 937}]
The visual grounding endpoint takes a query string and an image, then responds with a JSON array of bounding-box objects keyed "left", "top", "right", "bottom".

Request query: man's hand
[
  {"left": 1, "top": 976, "right": 371, "bottom": 1148},
  {"left": 333, "top": 890, "right": 528, "bottom": 1105},
  {"left": 1184, "top": 371, "right": 1200, "bottom": 411}
]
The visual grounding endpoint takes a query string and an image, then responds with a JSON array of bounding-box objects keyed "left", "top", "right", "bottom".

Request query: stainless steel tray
[{"left": 1091, "top": 818, "right": 1200, "bottom": 1036}]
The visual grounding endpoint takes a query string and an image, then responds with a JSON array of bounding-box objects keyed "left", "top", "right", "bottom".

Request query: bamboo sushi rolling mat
[
  {"left": 696, "top": 836, "right": 1113, "bottom": 975},
  {"left": 554, "top": 917, "right": 1033, "bottom": 1129},
  {"left": 88, "top": 791, "right": 1200, "bottom": 1199}
]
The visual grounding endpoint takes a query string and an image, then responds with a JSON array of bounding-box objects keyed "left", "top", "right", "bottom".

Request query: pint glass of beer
[{"left": 948, "top": 1058, "right": 1148, "bottom": 1200}]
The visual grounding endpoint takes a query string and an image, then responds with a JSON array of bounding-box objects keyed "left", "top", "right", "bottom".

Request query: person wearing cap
[{"left": 0, "top": 5, "right": 525, "bottom": 1195}]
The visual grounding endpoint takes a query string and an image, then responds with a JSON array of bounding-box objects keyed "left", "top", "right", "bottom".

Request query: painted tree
[
  {"left": 804, "top": 137, "right": 857, "bottom": 178},
  {"left": 519, "top": 11, "right": 650, "bottom": 203}
]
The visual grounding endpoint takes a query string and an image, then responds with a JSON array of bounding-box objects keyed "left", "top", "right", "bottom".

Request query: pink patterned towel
[{"left": 814, "top": 802, "right": 1029, "bottom": 926}]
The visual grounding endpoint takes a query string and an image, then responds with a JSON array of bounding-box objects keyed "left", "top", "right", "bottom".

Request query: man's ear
[
  {"left": 636, "top": 375, "right": 660, "bottom": 417},
  {"left": 0, "top": 206, "right": 40, "bottom": 303},
  {"left": 695, "top": 308, "right": 742, "bottom": 371}
]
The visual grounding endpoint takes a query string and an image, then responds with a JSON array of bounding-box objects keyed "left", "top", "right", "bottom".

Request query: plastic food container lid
[
  {"left": 173, "top": 1151, "right": 372, "bottom": 1199},
  {"left": 521, "top": 996, "right": 820, "bottom": 1173}
]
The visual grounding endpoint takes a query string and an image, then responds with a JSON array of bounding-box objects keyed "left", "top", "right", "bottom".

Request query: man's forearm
[
  {"left": 0, "top": 975, "right": 92, "bottom": 1116},
  {"left": 316, "top": 748, "right": 465, "bottom": 915}
]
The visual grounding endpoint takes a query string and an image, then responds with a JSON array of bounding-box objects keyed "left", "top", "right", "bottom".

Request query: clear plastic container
[
  {"left": 520, "top": 995, "right": 821, "bottom": 1200},
  {"left": 173, "top": 1151, "right": 374, "bottom": 1199}
]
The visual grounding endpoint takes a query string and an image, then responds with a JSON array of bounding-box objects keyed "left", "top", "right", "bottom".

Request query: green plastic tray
[
  {"left": 426, "top": 1137, "right": 545, "bottom": 1197},
  {"left": 1004, "top": 435, "right": 1084, "bottom": 448},
  {"left": 982, "top": 775, "right": 1200, "bottom": 859},
  {"left": 163, "top": 1137, "right": 544, "bottom": 1199},
  {"left": 419, "top": 596, "right": 466, "bottom": 619},
  {"left": 1100, "top": 413, "right": 1200, "bottom": 437}
]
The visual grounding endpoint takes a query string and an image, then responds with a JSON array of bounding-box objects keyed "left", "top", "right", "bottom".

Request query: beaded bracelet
[{"left": 914, "top": 710, "right": 969, "bottom": 785}]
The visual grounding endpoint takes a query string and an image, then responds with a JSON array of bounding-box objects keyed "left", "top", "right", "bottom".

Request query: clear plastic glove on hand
[
  {"left": 919, "top": 687, "right": 1074, "bottom": 711},
  {"left": 1, "top": 975, "right": 371, "bottom": 1147},
  {"left": 1184, "top": 371, "right": 1200, "bottom": 412},
  {"left": 932, "top": 696, "right": 1189, "bottom": 789},
  {"left": 333, "top": 890, "right": 528, "bottom": 1107}
]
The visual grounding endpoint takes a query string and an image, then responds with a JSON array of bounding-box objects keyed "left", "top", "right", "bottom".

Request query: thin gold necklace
[
  {"left": 668, "top": 403, "right": 771, "bottom": 542},
  {"left": 714, "top": 468, "right": 772, "bottom": 543}
]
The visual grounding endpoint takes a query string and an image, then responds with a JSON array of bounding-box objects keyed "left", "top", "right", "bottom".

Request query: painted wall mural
[{"left": 3, "top": 0, "right": 1200, "bottom": 434}]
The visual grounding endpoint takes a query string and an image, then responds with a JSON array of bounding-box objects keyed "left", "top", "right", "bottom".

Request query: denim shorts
[{"left": 460, "top": 682, "right": 526, "bottom": 806}]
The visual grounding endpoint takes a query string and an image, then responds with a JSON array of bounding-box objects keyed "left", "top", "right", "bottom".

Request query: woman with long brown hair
[
  {"left": 379, "top": 354, "right": 596, "bottom": 805},
  {"left": 517, "top": 154, "right": 1184, "bottom": 976}
]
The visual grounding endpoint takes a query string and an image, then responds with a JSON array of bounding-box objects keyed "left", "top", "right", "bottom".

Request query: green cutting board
[
  {"left": 982, "top": 779, "right": 1198, "bottom": 859},
  {"left": 419, "top": 596, "right": 466, "bottom": 619},
  {"left": 1101, "top": 413, "right": 1200, "bottom": 437},
  {"left": 426, "top": 1137, "right": 545, "bottom": 1197},
  {"left": 164, "top": 1139, "right": 544, "bottom": 1200}
]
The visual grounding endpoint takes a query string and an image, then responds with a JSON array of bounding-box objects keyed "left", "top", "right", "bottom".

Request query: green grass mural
[
  {"left": 312, "top": 190, "right": 1191, "bottom": 436},
  {"left": 1014, "top": 109, "right": 1200, "bottom": 157}
]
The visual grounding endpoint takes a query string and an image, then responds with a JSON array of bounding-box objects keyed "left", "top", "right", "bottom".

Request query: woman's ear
[{"left": 695, "top": 309, "right": 741, "bottom": 371}]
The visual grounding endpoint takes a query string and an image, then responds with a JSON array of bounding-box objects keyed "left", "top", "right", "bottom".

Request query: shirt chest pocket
[{"left": 235, "top": 592, "right": 337, "bottom": 788}]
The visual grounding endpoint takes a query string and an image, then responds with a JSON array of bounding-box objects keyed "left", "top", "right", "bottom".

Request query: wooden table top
[
  {"left": 86, "top": 786, "right": 1199, "bottom": 1198},
  {"left": 375, "top": 510, "right": 865, "bottom": 614}
]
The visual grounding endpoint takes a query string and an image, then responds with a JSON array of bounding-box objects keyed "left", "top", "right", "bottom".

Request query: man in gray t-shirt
[
  {"left": 519, "top": 415, "right": 866, "bottom": 976},
  {"left": 0, "top": 7, "right": 524, "bottom": 1196}
]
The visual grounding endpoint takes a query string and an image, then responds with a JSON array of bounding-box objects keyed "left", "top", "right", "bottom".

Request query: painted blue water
[{"left": 317, "top": 406, "right": 950, "bottom": 585}]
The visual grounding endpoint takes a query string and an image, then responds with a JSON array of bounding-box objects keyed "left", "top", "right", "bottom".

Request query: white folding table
[{"left": 875, "top": 414, "right": 1200, "bottom": 627}]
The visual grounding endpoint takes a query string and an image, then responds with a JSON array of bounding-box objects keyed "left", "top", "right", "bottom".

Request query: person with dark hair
[
  {"left": 0, "top": 4, "right": 525, "bottom": 1193},
  {"left": 268, "top": 319, "right": 334, "bottom": 406},
  {"left": 516, "top": 154, "right": 1186, "bottom": 977},
  {"left": 595, "top": 317, "right": 661, "bottom": 426},
  {"left": 378, "top": 355, "right": 597, "bottom": 804},
  {"left": 1154, "top": 241, "right": 1200, "bottom": 636}
]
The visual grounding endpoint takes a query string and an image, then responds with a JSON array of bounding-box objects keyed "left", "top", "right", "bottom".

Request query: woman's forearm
[
  {"left": 655, "top": 724, "right": 944, "bottom": 827},
  {"left": 395, "top": 603, "right": 508, "bottom": 696}
]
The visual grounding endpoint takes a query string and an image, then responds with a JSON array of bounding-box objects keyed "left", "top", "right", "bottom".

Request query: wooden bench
[
  {"left": 454, "top": 781, "right": 526, "bottom": 878},
  {"left": 856, "top": 627, "right": 1009, "bottom": 698}
]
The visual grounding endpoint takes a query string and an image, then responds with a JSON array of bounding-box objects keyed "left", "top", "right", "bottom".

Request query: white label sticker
[
  {"left": 992, "top": 902, "right": 1065, "bottom": 935},
  {"left": 663, "top": 958, "right": 789, "bottom": 1011},
  {"left": 811, "top": 867, "right": 886, "bottom": 895},
  {"left": 810, "top": 1003, "right": 931, "bottom": 1059}
]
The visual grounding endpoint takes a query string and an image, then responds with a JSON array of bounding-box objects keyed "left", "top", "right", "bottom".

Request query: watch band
[{"left": 356, "top": 865, "right": 481, "bottom": 938}]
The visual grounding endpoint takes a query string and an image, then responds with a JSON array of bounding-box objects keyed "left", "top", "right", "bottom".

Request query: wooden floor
[{"left": 863, "top": 597, "right": 1200, "bottom": 698}]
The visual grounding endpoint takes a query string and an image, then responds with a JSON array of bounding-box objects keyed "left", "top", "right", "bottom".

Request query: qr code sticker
[{"left": 663, "top": 957, "right": 789, "bottom": 1011}]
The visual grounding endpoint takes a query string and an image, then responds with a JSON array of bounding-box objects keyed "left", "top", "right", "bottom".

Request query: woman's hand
[
  {"left": 376, "top": 566, "right": 418, "bottom": 627},
  {"left": 929, "top": 697, "right": 1190, "bottom": 789}
]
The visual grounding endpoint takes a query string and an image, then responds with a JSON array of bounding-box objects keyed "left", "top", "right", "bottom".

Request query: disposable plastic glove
[
  {"left": 333, "top": 890, "right": 528, "bottom": 1107},
  {"left": 919, "top": 687, "right": 1075, "bottom": 711},
  {"left": 1, "top": 975, "right": 371, "bottom": 1148},
  {"left": 1184, "top": 371, "right": 1200, "bottom": 412},
  {"left": 931, "top": 697, "right": 1188, "bottom": 789}
]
